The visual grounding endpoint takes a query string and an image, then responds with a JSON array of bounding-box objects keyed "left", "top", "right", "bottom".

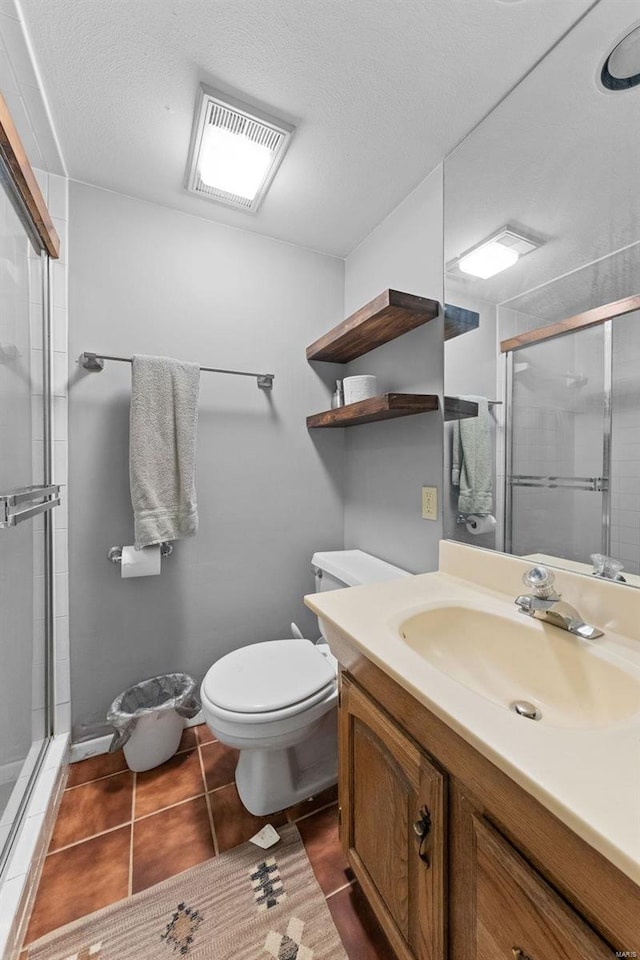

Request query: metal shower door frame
[
  {"left": 504, "top": 321, "right": 613, "bottom": 558},
  {"left": 0, "top": 177, "right": 55, "bottom": 877}
]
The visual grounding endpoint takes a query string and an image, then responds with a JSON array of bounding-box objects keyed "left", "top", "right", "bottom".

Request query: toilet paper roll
[
  {"left": 121, "top": 544, "right": 162, "bottom": 578},
  {"left": 465, "top": 514, "right": 497, "bottom": 536},
  {"left": 343, "top": 375, "right": 377, "bottom": 404}
]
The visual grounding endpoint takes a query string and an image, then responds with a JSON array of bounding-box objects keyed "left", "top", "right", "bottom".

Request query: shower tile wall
[
  {"left": 0, "top": 0, "right": 70, "bottom": 743},
  {"left": 0, "top": 9, "right": 70, "bottom": 952},
  {"left": 1, "top": 172, "right": 70, "bottom": 960},
  {"left": 507, "top": 331, "right": 578, "bottom": 558},
  {"left": 495, "top": 307, "right": 547, "bottom": 554},
  {"left": 569, "top": 325, "right": 608, "bottom": 563},
  {"left": 500, "top": 306, "right": 639, "bottom": 571},
  {"left": 610, "top": 313, "right": 640, "bottom": 576}
]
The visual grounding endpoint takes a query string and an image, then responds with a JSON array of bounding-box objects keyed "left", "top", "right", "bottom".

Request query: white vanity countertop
[{"left": 305, "top": 542, "right": 640, "bottom": 885}]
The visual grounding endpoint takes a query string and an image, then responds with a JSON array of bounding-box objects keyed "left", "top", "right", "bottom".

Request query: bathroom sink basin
[{"left": 399, "top": 605, "right": 640, "bottom": 728}]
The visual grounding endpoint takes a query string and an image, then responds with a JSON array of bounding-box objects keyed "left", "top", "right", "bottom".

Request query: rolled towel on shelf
[{"left": 343, "top": 375, "right": 377, "bottom": 404}]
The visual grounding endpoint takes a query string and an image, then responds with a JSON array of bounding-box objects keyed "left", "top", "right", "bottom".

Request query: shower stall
[
  {"left": 504, "top": 315, "right": 640, "bottom": 577},
  {"left": 0, "top": 155, "right": 57, "bottom": 871}
]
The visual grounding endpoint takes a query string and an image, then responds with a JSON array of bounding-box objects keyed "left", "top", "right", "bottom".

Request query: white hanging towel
[{"left": 129, "top": 354, "right": 200, "bottom": 548}]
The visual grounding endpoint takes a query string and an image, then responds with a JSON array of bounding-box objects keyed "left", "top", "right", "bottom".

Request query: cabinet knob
[
  {"left": 413, "top": 806, "right": 432, "bottom": 865},
  {"left": 512, "top": 949, "right": 534, "bottom": 960},
  {"left": 413, "top": 807, "right": 431, "bottom": 838}
]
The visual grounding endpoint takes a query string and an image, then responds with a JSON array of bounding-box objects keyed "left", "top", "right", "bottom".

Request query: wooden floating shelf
[
  {"left": 307, "top": 290, "right": 440, "bottom": 363},
  {"left": 444, "top": 397, "right": 478, "bottom": 421},
  {"left": 308, "top": 394, "right": 480, "bottom": 428},
  {"left": 307, "top": 393, "right": 439, "bottom": 428},
  {"left": 444, "top": 303, "right": 480, "bottom": 341},
  {"left": 306, "top": 290, "right": 479, "bottom": 364}
]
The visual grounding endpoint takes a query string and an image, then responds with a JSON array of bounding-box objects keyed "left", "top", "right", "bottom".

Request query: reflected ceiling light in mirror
[
  {"left": 456, "top": 227, "right": 541, "bottom": 280},
  {"left": 459, "top": 242, "right": 519, "bottom": 279},
  {"left": 185, "top": 85, "right": 295, "bottom": 213},
  {"left": 600, "top": 22, "right": 640, "bottom": 91}
]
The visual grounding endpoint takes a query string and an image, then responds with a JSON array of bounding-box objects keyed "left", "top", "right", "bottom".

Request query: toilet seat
[
  {"left": 201, "top": 681, "right": 336, "bottom": 725},
  {"left": 202, "top": 639, "right": 336, "bottom": 723}
]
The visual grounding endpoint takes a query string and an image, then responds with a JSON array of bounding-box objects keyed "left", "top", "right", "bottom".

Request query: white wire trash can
[{"left": 107, "top": 674, "right": 201, "bottom": 772}]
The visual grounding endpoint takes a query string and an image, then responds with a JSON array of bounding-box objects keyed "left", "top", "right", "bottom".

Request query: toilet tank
[
  {"left": 311, "top": 550, "right": 411, "bottom": 643},
  {"left": 311, "top": 549, "right": 410, "bottom": 592},
  {"left": 310, "top": 550, "right": 410, "bottom": 644}
]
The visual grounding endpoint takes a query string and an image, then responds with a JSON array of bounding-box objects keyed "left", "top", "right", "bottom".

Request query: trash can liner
[{"left": 107, "top": 673, "right": 200, "bottom": 752}]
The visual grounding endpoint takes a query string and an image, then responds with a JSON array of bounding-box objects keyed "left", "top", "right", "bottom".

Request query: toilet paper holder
[{"left": 108, "top": 543, "right": 173, "bottom": 563}]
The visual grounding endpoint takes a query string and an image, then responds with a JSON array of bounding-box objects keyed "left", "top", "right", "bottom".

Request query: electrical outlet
[{"left": 421, "top": 486, "right": 438, "bottom": 521}]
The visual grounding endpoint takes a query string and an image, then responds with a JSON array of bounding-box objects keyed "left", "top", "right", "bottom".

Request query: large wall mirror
[{"left": 443, "top": 0, "right": 640, "bottom": 588}]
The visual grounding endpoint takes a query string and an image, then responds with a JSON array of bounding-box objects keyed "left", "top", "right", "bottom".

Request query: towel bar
[
  {"left": 0, "top": 484, "right": 61, "bottom": 528},
  {"left": 80, "top": 352, "right": 274, "bottom": 389}
]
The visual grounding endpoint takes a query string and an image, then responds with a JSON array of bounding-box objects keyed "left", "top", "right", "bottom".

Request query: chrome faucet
[{"left": 515, "top": 565, "right": 604, "bottom": 640}]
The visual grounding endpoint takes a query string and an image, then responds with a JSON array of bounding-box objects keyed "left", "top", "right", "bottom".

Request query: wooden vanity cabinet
[
  {"left": 336, "top": 663, "right": 639, "bottom": 960},
  {"left": 339, "top": 676, "right": 446, "bottom": 960},
  {"left": 473, "top": 816, "right": 614, "bottom": 960}
]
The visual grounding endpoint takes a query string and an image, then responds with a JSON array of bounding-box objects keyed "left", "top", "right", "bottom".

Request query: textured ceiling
[
  {"left": 444, "top": 0, "right": 640, "bottom": 312},
  {"left": 17, "top": 0, "right": 594, "bottom": 256}
]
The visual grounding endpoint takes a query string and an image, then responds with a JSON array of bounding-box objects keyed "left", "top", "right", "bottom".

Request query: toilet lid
[{"left": 203, "top": 639, "right": 336, "bottom": 714}]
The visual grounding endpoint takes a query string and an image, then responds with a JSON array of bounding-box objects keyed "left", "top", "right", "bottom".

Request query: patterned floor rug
[{"left": 27, "top": 823, "right": 348, "bottom": 960}]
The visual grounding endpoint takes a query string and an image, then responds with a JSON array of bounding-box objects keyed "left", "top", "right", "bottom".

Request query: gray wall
[
  {"left": 68, "top": 182, "right": 345, "bottom": 740},
  {"left": 443, "top": 284, "right": 499, "bottom": 551},
  {"left": 342, "top": 168, "right": 444, "bottom": 574}
]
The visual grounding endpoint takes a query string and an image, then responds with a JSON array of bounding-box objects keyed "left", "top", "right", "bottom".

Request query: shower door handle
[
  {"left": 0, "top": 484, "right": 61, "bottom": 528},
  {"left": 508, "top": 475, "right": 607, "bottom": 492}
]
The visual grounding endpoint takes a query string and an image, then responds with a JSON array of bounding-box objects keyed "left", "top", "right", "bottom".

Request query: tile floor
[{"left": 22, "top": 724, "right": 395, "bottom": 959}]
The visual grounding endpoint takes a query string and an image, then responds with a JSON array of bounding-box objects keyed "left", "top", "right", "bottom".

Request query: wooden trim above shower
[
  {"left": 500, "top": 294, "right": 640, "bottom": 353},
  {"left": 0, "top": 93, "right": 60, "bottom": 259}
]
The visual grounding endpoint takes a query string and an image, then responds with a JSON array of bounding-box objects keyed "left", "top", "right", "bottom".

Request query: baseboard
[
  {"left": 69, "top": 735, "right": 112, "bottom": 764},
  {"left": 69, "top": 711, "right": 205, "bottom": 763},
  {"left": 0, "top": 759, "right": 26, "bottom": 786}
]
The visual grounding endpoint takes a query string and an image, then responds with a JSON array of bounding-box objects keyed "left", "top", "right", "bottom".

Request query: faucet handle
[
  {"left": 522, "top": 565, "right": 560, "bottom": 599},
  {"left": 590, "top": 553, "right": 625, "bottom": 581}
]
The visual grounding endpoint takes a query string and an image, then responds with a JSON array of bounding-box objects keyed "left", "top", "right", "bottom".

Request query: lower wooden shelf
[
  {"left": 444, "top": 397, "right": 478, "bottom": 421},
  {"left": 307, "top": 393, "right": 439, "bottom": 428}
]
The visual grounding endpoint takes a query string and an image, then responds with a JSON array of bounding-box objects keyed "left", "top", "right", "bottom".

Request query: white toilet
[{"left": 200, "top": 549, "right": 409, "bottom": 816}]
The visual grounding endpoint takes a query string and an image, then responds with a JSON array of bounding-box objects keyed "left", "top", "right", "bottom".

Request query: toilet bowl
[
  {"left": 200, "top": 550, "right": 409, "bottom": 816},
  {"left": 201, "top": 639, "right": 338, "bottom": 815}
]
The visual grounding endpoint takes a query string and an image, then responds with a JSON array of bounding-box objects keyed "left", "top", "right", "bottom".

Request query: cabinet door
[
  {"left": 474, "top": 816, "right": 616, "bottom": 960},
  {"left": 339, "top": 676, "right": 446, "bottom": 960}
]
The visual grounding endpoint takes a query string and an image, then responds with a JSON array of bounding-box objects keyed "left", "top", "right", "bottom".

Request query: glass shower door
[
  {"left": 507, "top": 324, "right": 609, "bottom": 565},
  {"left": 0, "top": 169, "right": 52, "bottom": 864}
]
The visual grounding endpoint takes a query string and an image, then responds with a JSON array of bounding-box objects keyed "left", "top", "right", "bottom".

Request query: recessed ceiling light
[
  {"left": 185, "top": 85, "right": 295, "bottom": 213},
  {"left": 454, "top": 227, "right": 542, "bottom": 280},
  {"left": 600, "top": 23, "right": 640, "bottom": 91}
]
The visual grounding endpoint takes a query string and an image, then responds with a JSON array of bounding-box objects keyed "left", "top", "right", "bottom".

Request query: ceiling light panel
[
  {"left": 186, "top": 86, "right": 295, "bottom": 213},
  {"left": 454, "top": 227, "right": 542, "bottom": 279},
  {"left": 459, "top": 242, "right": 519, "bottom": 279}
]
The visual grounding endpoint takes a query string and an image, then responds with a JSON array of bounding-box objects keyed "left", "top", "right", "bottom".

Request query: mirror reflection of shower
[
  {"left": 513, "top": 361, "right": 589, "bottom": 391},
  {"left": 504, "top": 315, "right": 640, "bottom": 580}
]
